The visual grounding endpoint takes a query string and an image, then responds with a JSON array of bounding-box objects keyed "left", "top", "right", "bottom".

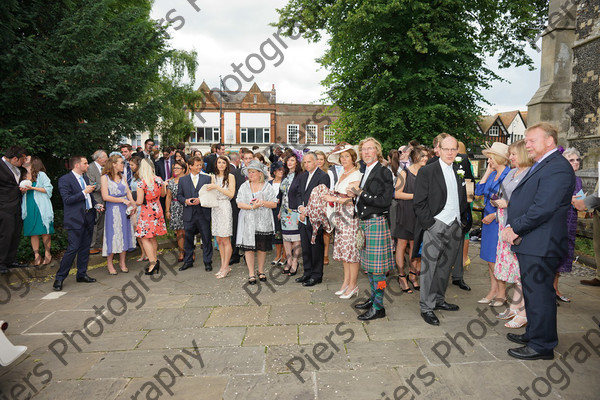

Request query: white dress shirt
[
  {"left": 2, "top": 156, "right": 21, "bottom": 183},
  {"left": 435, "top": 159, "right": 461, "bottom": 226},
  {"left": 72, "top": 171, "right": 93, "bottom": 209}
]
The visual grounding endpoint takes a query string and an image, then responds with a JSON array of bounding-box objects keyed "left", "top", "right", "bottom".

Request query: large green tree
[
  {"left": 0, "top": 0, "right": 195, "bottom": 177},
  {"left": 275, "top": 0, "right": 547, "bottom": 149}
]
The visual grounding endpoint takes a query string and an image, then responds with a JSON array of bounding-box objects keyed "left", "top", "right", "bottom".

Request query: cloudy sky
[{"left": 151, "top": 0, "right": 542, "bottom": 115}]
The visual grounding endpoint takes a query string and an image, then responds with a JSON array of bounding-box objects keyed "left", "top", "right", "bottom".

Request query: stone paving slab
[{"left": 0, "top": 244, "right": 598, "bottom": 399}]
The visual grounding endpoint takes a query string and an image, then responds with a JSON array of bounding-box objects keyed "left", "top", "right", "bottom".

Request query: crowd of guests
[{"left": 0, "top": 121, "right": 590, "bottom": 359}]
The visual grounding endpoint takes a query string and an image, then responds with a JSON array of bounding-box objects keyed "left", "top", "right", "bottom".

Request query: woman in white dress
[{"left": 206, "top": 156, "right": 235, "bottom": 278}]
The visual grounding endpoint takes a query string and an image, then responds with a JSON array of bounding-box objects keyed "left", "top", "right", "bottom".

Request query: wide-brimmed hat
[
  {"left": 327, "top": 144, "right": 359, "bottom": 165},
  {"left": 242, "top": 159, "right": 270, "bottom": 180},
  {"left": 482, "top": 142, "right": 509, "bottom": 160}
]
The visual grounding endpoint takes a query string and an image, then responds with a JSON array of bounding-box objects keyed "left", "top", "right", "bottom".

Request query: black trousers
[
  {"left": 0, "top": 208, "right": 23, "bottom": 266},
  {"left": 230, "top": 201, "right": 240, "bottom": 258},
  {"left": 56, "top": 211, "right": 95, "bottom": 280},
  {"left": 184, "top": 214, "right": 213, "bottom": 266},
  {"left": 517, "top": 253, "right": 561, "bottom": 354},
  {"left": 299, "top": 222, "right": 324, "bottom": 280}
]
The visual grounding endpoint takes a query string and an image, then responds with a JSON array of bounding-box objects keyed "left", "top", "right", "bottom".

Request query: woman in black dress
[{"left": 393, "top": 146, "right": 428, "bottom": 292}]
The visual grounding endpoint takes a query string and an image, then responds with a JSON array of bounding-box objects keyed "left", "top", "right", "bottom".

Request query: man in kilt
[
  {"left": 413, "top": 133, "right": 471, "bottom": 326},
  {"left": 349, "top": 137, "right": 395, "bottom": 320}
]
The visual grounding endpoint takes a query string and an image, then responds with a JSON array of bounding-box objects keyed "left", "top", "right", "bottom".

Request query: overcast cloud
[{"left": 151, "top": 0, "right": 542, "bottom": 114}]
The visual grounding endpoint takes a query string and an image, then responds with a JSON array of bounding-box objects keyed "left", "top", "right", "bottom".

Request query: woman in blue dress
[
  {"left": 475, "top": 142, "right": 511, "bottom": 307},
  {"left": 22, "top": 156, "right": 55, "bottom": 265},
  {"left": 101, "top": 154, "right": 136, "bottom": 275}
]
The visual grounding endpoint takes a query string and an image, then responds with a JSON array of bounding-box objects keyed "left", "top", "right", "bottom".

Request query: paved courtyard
[{"left": 1, "top": 243, "right": 599, "bottom": 399}]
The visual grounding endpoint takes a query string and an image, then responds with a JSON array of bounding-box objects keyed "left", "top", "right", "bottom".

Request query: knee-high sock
[{"left": 370, "top": 273, "right": 386, "bottom": 310}]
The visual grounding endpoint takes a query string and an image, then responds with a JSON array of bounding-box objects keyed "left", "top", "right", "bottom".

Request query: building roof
[
  {"left": 477, "top": 110, "right": 527, "bottom": 134},
  {"left": 197, "top": 81, "right": 275, "bottom": 105}
]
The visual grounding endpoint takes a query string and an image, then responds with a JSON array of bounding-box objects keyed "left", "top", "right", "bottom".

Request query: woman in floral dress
[
  {"left": 166, "top": 159, "right": 187, "bottom": 262},
  {"left": 493, "top": 140, "right": 532, "bottom": 328},
  {"left": 135, "top": 158, "right": 167, "bottom": 274},
  {"left": 279, "top": 153, "right": 303, "bottom": 275},
  {"left": 323, "top": 145, "right": 362, "bottom": 299}
]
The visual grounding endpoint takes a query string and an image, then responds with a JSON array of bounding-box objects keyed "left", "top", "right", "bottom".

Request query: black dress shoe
[
  {"left": 452, "top": 279, "right": 471, "bottom": 291},
  {"left": 205, "top": 264, "right": 213, "bottom": 271},
  {"left": 53, "top": 280, "right": 63, "bottom": 291},
  {"left": 354, "top": 300, "right": 373, "bottom": 310},
  {"left": 506, "top": 333, "right": 529, "bottom": 345},
  {"left": 358, "top": 307, "right": 386, "bottom": 321},
  {"left": 508, "top": 345, "right": 554, "bottom": 360},
  {"left": 179, "top": 263, "right": 194, "bottom": 271},
  {"left": 229, "top": 257, "right": 240, "bottom": 265},
  {"left": 76, "top": 275, "right": 97, "bottom": 283},
  {"left": 10, "top": 262, "right": 30, "bottom": 269},
  {"left": 295, "top": 275, "right": 310, "bottom": 283},
  {"left": 302, "top": 278, "right": 322, "bottom": 287},
  {"left": 0, "top": 264, "right": 8, "bottom": 274},
  {"left": 421, "top": 311, "right": 440, "bottom": 326},
  {"left": 434, "top": 302, "right": 460, "bottom": 311}
]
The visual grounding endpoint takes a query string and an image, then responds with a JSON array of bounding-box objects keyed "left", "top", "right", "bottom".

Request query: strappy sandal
[
  {"left": 409, "top": 271, "right": 420, "bottom": 290},
  {"left": 505, "top": 315, "right": 527, "bottom": 329},
  {"left": 258, "top": 273, "right": 267, "bottom": 282},
  {"left": 496, "top": 308, "right": 517, "bottom": 320},
  {"left": 248, "top": 276, "right": 257, "bottom": 285},
  {"left": 398, "top": 274, "right": 413, "bottom": 293},
  {"left": 33, "top": 251, "right": 42, "bottom": 266}
]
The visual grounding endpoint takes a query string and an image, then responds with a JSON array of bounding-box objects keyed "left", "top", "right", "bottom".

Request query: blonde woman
[{"left": 135, "top": 159, "right": 167, "bottom": 275}]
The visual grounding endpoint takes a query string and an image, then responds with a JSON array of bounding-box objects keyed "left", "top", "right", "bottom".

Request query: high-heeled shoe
[
  {"left": 107, "top": 265, "right": 117, "bottom": 276},
  {"left": 287, "top": 267, "right": 297, "bottom": 276},
  {"left": 216, "top": 268, "right": 231, "bottom": 279},
  {"left": 408, "top": 271, "right": 420, "bottom": 290},
  {"left": 398, "top": 275, "right": 413, "bottom": 293},
  {"left": 271, "top": 257, "right": 282, "bottom": 265},
  {"left": 340, "top": 287, "right": 359, "bottom": 299},
  {"left": 137, "top": 256, "right": 149, "bottom": 262},
  {"left": 335, "top": 285, "right": 349, "bottom": 296},
  {"left": 145, "top": 260, "right": 160, "bottom": 275},
  {"left": 505, "top": 315, "right": 527, "bottom": 329},
  {"left": 43, "top": 253, "right": 53, "bottom": 265},
  {"left": 33, "top": 251, "right": 42, "bottom": 266}
]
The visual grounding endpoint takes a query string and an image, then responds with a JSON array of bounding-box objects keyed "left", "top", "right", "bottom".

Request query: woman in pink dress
[
  {"left": 493, "top": 140, "right": 533, "bottom": 328},
  {"left": 135, "top": 159, "right": 167, "bottom": 275}
]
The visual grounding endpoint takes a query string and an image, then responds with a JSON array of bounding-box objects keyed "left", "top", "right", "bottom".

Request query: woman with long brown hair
[
  {"left": 101, "top": 154, "right": 136, "bottom": 274},
  {"left": 21, "top": 156, "right": 55, "bottom": 265},
  {"left": 206, "top": 155, "right": 236, "bottom": 278}
]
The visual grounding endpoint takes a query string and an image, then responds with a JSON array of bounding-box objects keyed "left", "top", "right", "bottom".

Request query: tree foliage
[
  {"left": 0, "top": 0, "right": 197, "bottom": 178},
  {"left": 274, "top": 0, "right": 548, "bottom": 150}
]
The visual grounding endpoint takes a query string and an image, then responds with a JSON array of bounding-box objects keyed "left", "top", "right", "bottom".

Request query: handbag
[
  {"left": 198, "top": 184, "right": 219, "bottom": 208},
  {"left": 356, "top": 225, "right": 365, "bottom": 251}
]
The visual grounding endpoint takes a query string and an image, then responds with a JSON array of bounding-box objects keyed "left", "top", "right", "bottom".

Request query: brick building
[{"left": 186, "top": 82, "right": 340, "bottom": 153}]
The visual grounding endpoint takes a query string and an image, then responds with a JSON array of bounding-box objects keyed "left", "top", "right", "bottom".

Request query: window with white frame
[
  {"left": 133, "top": 134, "right": 142, "bottom": 148},
  {"left": 241, "top": 127, "right": 270, "bottom": 143},
  {"left": 190, "top": 127, "right": 220, "bottom": 143},
  {"left": 488, "top": 126, "right": 499, "bottom": 136},
  {"left": 287, "top": 124, "right": 299, "bottom": 144},
  {"left": 323, "top": 125, "right": 335, "bottom": 145},
  {"left": 306, "top": 124, "right": 317, "bottom": 144}
]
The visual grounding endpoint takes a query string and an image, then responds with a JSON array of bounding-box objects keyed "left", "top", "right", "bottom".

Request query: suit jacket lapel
[
  {"left": 516, "top": 151, "right": 557, "bottom": 188},
  {"left": 0, "top": 159, "right": 15, "bottom": 182},
  {"left": 362, "top": 162, "right": 380, "bottom": 190},
  {"left": 433, "top": 162, "right": 447, "bottom": 200}
]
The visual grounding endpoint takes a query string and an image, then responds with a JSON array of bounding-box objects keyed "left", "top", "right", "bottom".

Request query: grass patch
[{"left": 576, "top": 236, "right": 595, "bottom": 258}]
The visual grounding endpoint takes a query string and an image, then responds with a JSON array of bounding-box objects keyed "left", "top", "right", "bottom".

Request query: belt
[{"left": 360, "top": 212, "right": 386, "bottom": 221}]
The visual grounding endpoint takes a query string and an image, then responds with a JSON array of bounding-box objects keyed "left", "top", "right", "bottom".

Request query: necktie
[
  {"left": 79, "top": 176, "right": 92, "bottom": 209},
  {"left": 166, "top": 159, "right": 170, "bottom": 179},
  {"left": 192, "top": 174, "right": 198, "bottom": 188},
  {"left": 526, "top": 162, "right": 539, "bottom": 178}
]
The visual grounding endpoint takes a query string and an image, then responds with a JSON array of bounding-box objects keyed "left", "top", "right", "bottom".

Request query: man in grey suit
[{"left": 87, "top": 150, "right": 107, "bottom": 254}]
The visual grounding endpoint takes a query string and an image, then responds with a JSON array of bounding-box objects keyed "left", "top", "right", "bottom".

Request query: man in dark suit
[
  {"left": 413, "top": 134, "right": 471, "bottom": 326},
  {"left": 119, "top": 143, "right": 134, "bottom": 187},
  {"left": 502, "top": 123, "right": 575, "bottom": 361},
  {"left": 135, "top": 138, "right": 155, "bottom": 162},
  {"left": 204, "top": 143, "right": 225, "bottom": 175},
  {"left": 291, "top": 152, "right": 330, "bottom": 287},
  {"left": 229, "top": 150, "right": 251, "bottom": 265},
  {"left": 177, "top": 156, "right": 213, "bottom": 271},
  {"left": 154, "top": 147, "right": 175, "bottom": 181},
  {"left": 53, "top": 156, "right": 100, "bottom": 291},
  {"left": 0, "top": 146, "right": 28, "bottom": 274}
]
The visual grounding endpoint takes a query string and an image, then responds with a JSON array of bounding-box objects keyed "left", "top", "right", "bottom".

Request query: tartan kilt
[{"left": 359, "top": 216, "right": 395, "bottom": 274}]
